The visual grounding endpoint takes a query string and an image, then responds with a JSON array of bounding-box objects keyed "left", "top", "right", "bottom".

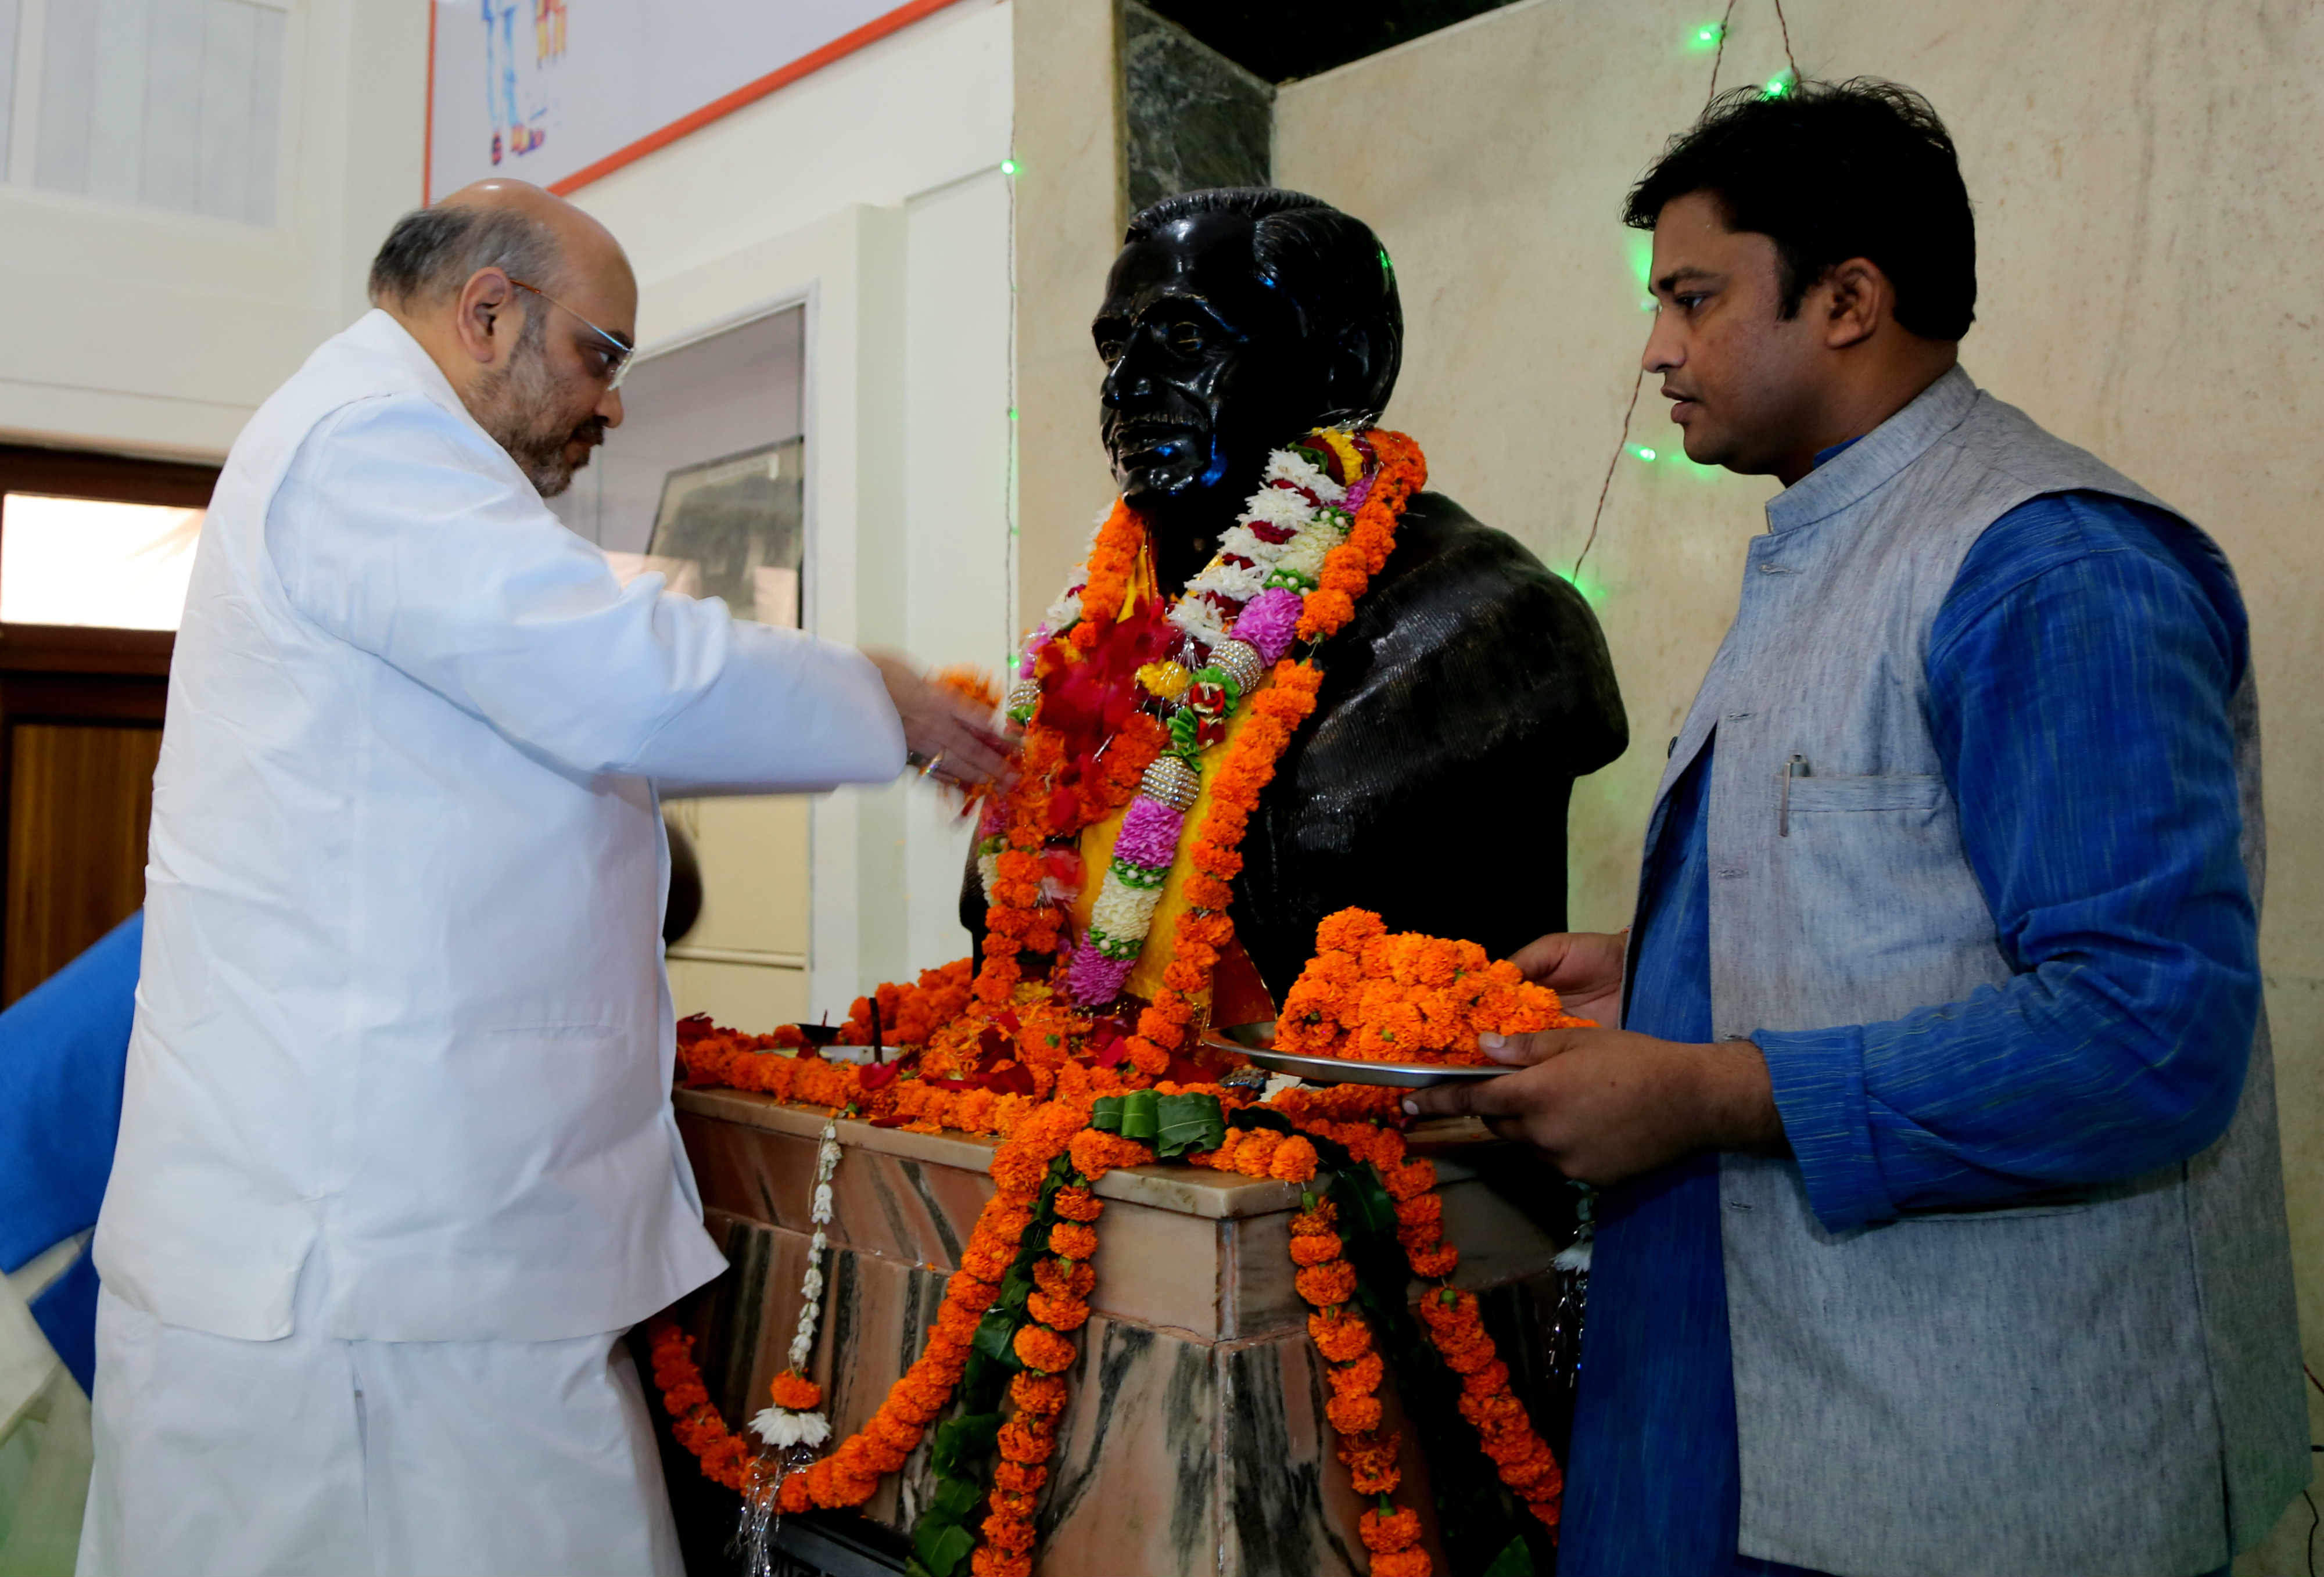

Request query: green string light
[
  {"left": 1690, "top": 22, "right": 1723, "bottom": 48},
  {"left": 1763, "top": 71, "right": 1793, "bottom": 99},
  {"left": 1630, "top": 444, "right": 1658, "bottom": 462},
  {"left": 999, "top": 157, "right": 1020, "bottom": 176}
]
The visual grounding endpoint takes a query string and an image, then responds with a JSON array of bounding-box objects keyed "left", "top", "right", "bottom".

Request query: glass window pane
[
  {"left": 642, "top": 439, "right": 804, "bottom": 628},
  {"left": 37, "top": 0, "right": 285, "bottom": 227},
  {"left": 1, "top": 493, "right": 205, "bottom": 630}
]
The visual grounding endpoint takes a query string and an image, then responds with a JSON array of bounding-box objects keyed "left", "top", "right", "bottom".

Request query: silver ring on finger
[{"left": 919, "top": 749, "right": 946, "bottom": 779}]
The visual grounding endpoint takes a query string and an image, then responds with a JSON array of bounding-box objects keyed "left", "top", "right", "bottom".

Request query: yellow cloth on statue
[
  {"left": 1067, "top": 536, "right": 1274, "bottom": 1009},
  {"left": 1070, "top": 692, "right": 1270, "bottom": 1007}
]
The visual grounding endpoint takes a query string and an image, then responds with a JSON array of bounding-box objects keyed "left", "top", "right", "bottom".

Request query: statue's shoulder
[
  {"left": 1353, "top": 491, "right": 1601, "bottom": 651},
  {"left": 1313, "top": 490, "right": 1627, "bottom": 773}
]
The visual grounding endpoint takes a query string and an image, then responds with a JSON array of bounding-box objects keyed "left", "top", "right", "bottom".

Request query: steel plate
[{"left": 1210, "top": 1041, "right": 1508, "bottom": 1089}]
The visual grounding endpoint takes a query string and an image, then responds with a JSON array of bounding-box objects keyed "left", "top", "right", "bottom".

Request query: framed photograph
[{"left": 643, "top": 439, "right": 804, "bottom": 628}]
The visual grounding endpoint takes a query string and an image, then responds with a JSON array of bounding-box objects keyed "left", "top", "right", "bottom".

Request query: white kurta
[
  {"left": 80, "top": 1266, "right": 682, "bottom": 1577},
  {"left": 94, "top": 308, "right": 904, "bottom": 1346}
]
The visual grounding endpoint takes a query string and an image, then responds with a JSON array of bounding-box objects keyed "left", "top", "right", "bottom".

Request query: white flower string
[{"left": 749, "top": 1118, "right": 841, "bottom": 1450}]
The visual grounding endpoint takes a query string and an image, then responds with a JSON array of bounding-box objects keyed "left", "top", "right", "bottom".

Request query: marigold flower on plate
[{"left": 1314, "top": 908, "right": 1386, "bottom": 954}]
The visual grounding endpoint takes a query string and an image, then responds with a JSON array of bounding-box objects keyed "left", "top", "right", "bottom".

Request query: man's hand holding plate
[{"left": 1399, "top": 929, "right": 1788, "bottom": 1186}]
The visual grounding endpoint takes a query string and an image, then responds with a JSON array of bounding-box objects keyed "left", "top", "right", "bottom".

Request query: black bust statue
[{"left": 967, "top": 188, "right": 1626, "bottom": 1000}]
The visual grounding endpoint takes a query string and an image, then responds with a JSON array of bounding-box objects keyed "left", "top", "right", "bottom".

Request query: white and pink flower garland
[{"left": 991, "top": 434, "right": 1383, "bottom": 1010}]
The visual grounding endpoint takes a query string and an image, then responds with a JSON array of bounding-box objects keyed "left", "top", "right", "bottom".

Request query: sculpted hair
[
  {"left": 1624, "top": 78, "right": 1976, "bottom": 341},
  {"left": 368, "top": 204, "right": 562, "bottom": 308},
  {"left": 1125, "top": 188, "right": 1404, "bottom": 421}
]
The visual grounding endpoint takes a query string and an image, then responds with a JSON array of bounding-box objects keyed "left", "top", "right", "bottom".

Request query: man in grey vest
[{"left": 1410, "top": 80, "right": 2308, "bottom": 1577}]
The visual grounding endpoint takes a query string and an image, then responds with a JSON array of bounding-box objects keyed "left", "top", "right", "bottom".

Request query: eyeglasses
[{"left": 507, "top": 277, "right": 634, "bottom": 390}]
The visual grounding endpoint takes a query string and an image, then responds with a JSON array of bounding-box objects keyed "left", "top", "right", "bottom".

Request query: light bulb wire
[{"left": 1573, "top": 0, "right": 1799, "bottom": 583}]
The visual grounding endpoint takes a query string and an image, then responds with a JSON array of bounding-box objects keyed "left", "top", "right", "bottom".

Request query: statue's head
[{"left": 1093, "top": 189, "right": 1403, "bottom": 540}]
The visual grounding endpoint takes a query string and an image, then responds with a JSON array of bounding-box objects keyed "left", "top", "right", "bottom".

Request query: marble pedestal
[{"left": 664, "top": 1088, "right": 1574, "bottom": 1577}]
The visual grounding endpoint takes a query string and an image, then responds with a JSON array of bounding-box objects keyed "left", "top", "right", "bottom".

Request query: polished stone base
[{"left": 665, "top": 1088, "right": 1574, "bottom": 1576}]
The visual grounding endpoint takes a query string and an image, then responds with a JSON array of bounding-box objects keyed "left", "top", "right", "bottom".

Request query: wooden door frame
[
  {"left": 0, "top": 443, "right": 221, "bottom": 512},
  {"left": 0, "top": 444, "right": 216, "bottom": 995}
]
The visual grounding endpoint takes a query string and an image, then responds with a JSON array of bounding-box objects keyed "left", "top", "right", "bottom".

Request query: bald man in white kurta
[{"left": 75, "top": 186, "right": 966, "bottom": 1576}]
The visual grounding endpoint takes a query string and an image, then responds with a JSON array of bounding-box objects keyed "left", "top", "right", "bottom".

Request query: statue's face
[{"left": 1092, "top": 213, "right": 1330, "bottom": 530}]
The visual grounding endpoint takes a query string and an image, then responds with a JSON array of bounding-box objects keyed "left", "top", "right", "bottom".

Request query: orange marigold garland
[
  {"left": 973, "top": 1144, "right": 1121, "bottom": 1577},
  {"left": 1265, "top": 1069, "right": 1570, "bottom": 1538},
  {"left": 1296, "top": 428, "right": 1426, "bottom": 642},
  {"left": 995, "top": 428, "right": 1424, "bottom": 1046},
  {"left": 765, "top": 1106, "right": 1088, "bottom": 1517},
  {"left": 1115, "top": 660, "right": 1325, "bottom": 1076},
  {"left": 1289, "top": 1195, "right": 1429, "bottom": 1576},
  {"left": 648, "top": 1318, "right": 756, "bottom": 1494}
]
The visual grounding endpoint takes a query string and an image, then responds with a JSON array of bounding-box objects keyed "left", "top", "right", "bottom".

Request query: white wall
[
  {"left": 562, "top": 0, "right": 1016, "bottom": 1022},
  {"left": 0, "top": 0, "right": 425, "bottom": 460}
]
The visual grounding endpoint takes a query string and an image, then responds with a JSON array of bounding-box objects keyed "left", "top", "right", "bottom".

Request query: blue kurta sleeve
[{"left": 1758, "top": 493, "right": 2257, "bottom": 1232}]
